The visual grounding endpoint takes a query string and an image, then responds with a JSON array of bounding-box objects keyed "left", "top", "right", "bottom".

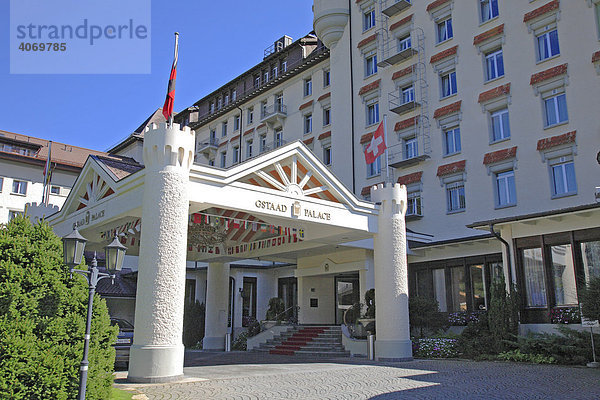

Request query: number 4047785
[{"left": 18, "top": 43, "right": 66, "bottom": 52}]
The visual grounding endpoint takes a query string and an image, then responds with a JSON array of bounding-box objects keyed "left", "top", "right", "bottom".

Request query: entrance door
[
  {"left": 335, "top": 274, "right": 360, "bottom": 325},
  {"left": 278, "top": 277, "right": 298, "bottom": 321}
]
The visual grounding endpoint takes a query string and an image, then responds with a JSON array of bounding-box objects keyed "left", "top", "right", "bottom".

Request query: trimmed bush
[
  {"left": 183, "top": 301, "right": 205, "bottom": 347},
  {"left": 409, "top": 296, "right": 448, "bottom": 338},
  {"left": 0, "top": 216, "right": 117, "bottom": 399}
]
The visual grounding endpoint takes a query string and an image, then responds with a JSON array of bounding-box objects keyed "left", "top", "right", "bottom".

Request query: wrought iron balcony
[
  {"left": 197, "top": 137, "right": 219, "bottom": 155},
  {"left": 260, "top": 103, "right": 288, "bottom": 124},
  {"left": 381, "top": 0, "right": 412, "bottom": 18}
]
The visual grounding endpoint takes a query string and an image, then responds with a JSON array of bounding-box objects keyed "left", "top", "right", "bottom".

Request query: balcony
[
  {"left": 388, "top": 151, "right": 429, "bottom": 169},
  {"left": 379, "top": 47, "right": 417, "bottom": 67},
  {"left": 260, "top": 103, "right": 288, "bottom": 125},
  {"left": 389, "top": 90, "right": 419, "bottom": 115},
  {"left": 381, "top": 0, "right": 412, "bottom": 18},
  {"left": 258, "top": 139, "right": 288, "bottom": 154},
  {"left": 197, "top": 137, "right": 219, "bottom": 156}
]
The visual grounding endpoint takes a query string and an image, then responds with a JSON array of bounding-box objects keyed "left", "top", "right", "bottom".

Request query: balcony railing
[
  {"left": 260, "top": 103, "right": 288, "bottom": 123},
  {"left": 197, "top": 137, "right": 219, "bottom": 154},
  {"left": 381, "top": 0, "right": 412, "bottom": 17},
  {"left": 389, "top": 90, "right": 419, "bottom": 115},
  {"left": 258, "top": 139, "right": 288, "bottom": 154}
]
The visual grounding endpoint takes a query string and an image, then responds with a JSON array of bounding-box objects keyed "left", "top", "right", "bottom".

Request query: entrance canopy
[{"left": 49, "top": 141, "right": 402, "bottom": 263}]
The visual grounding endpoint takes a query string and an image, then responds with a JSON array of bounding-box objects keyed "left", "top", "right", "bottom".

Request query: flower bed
[
  {"left": 549, "top": 307, "right": 581, "bottom": 324},
  {"left": 447, "top": 311, "right": 486, "bottom": 326},
  {"left": 413, "top": 338, "right": 459, "bottom": 358}
]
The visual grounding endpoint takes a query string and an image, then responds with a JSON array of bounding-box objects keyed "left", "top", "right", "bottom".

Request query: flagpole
[
  {"left": 383, "top": 114, "right": 391, "bottom": 183},
  {"left": 169, "top": 32, "right": 179, "bottom": 128},
  {"left": 42, "top": 141, "right": 52, "bottom": 206}
]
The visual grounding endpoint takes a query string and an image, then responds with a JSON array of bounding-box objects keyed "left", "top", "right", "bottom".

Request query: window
[
  {"left": 210, "top": 102, "right": 215, "bottom": 113},
  {"left": 275, "top": 93, "right": 283, "bottom": 112},
  {"left": 8, "top": 210, "right": 23, "bottom": 221},
  {"left": 366, "top": 101, "right": 379, "bottom": 126},
  {"left": 259, "top": 134, "right": 267, "bottom": 152},
  {"left": 50, "top": 185, "right": 61, "bottom": 195},
  {"left": 544, "top": 93, "right": 568, "bottom": 127},
  {"left": 406, "top": 189, "right": 422, "bottom": 216},
  {"left": 304, "top": 78, "right": 312, "bottom": 96},
  {"left": 537, "top": 29, "right": 560, "bottom": 61},
  {"left": 221, "top": 121, "right": 227, "bottom": 137},
  {"left": 210, "top": 129, "right": 216, "bottom": 142},
  {"left": 401, "top": 85, "right": 414, "bottom": 104},
  {"left": 365, "top": 53, "right": 378, "bottom": 77},
  {"left": 522, "top": 247, "right": 547, "bottom": 307},
  {"left": 11, "top": 180, "right": 27, "bottom": 195},
  {"left": 449, "top": 266, "right": 467, "bottom": 311},
  {"left": 436, "top": 18, "right": 453, "bottom": 43},
  {"left": 274, "top": 129, "right": 284, "bottom": 148},
  {"left": 485, "top": 49, "right": 504, "bottom": 81},
  {"left": 247, "top": 107, "right": 254, "bottom": 124},
  {"left": 281, "top": 60, "right": 287, "bottom": 72},
  {"left": 242, "top": 277, "right": 257, "bottom": 326},
  {"left": 220, "top": 152, "right": 227, "bottom": 168},
  {"left": 246, "top": 140, "right": 253, "bottom": 159},
  {"left": 232, "top": 146, "right": 240, "bottom": 163},
  {"left": 443, "top": 127, "right": 461, "bottom": 155},
  {"left": 404, "top": 137, "right": 418, "bottom": 159},
  {"left": 304, "top": 114, "right": 312, "bottom": 134},
  {"left": 264, "top": 71, "right": 269, "bottom": 84},
  {"left": 596, "top": 4, "right": 600, "bottom": 39},
  {"left": 366, "top": 153, "right": 381, "bottom": 177},
  {"left": 232, "top": 90, "right": 237, "bottom": 102},
  {"left": 550, "top": 244, "right": 578, "bottom": 306},
  {"left": 272, "top": 66, "right": 278, "bottom": 79},
  {"left": 363, "top": 8, "right": 375, "bottom": 31},
  {"left": 480, "top": 0, "right": 499, "bottom": 23},
  {"left": 495, "top": 170, "right": 516, "bottom": 207},
  {"left": 323, "top": 69, "right": 331, "bottom": 87},
  {"left": 550, "top": 158, "right": 576, "bottom": 197},
  {"left": 398, "top": 36, "right": 411, "bottom": 52},
  {"left": 261, "top": 100, "right": 268, "bottom": 118},
  {"left": 323, "top": 107, "right": 331, "bottom": 126},
  {"left": 490, "top": 108, "right": 510, "bottom": 142},
  {"left": 446, "top": 181, "right": 465, "bottom": 212},
  {"left": 323, "top": 146, "right": 332, "bottom": 166},
  {"left": 209, "top": 159, "right": 215, "bottom": 166},
  {"left": 440, "top": 70, "right": 457, "bottom": 98},
  {"left": 581, "top": 240, "right": 600, "bottom": 283},
  {"left": 224, "top": 94, "right": 229, "bottom": 105},
  {"left": 0, "top": 177, "right": 3, "bottom": 192},
  {"left": 254, "top": 75, "right": 260, "bottom": 89},
  {"left": 217, "top": 98, "right": 222, "bottom": 110},
  {"left": 233, "top": 115, "right": 240, "bottom": 131}
]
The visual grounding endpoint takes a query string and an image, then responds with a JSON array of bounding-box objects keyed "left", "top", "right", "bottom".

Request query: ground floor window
[
  {"left": 516, "top": 227, "right": 600, "bottom": 323},
  {"left": 242, "top": 277, "right": 257, "bottom": 326},
  {"left": 411, "top": 254, "right": 502, "bottom": 315}
]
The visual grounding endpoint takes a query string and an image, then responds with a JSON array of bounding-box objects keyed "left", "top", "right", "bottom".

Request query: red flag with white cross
[{"left": 364, "top": 121, "right": 386, "bottom": 164}]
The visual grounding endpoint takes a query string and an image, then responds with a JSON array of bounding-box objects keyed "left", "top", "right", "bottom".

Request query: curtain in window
[
  {"left": 581, "top": 241, "right": 600, "bottom": 283},
  {"left": 550, "top": 245, "right": 578, "bottom": 306},
  {"left": 433, "top": 269, "right": 447, "bottom": 312},
  {"left": 450, "top": 266, "right": 467, "bottom": 311},
  {"left": 522, "top": 248, "right": 547, "bottom": 307}
]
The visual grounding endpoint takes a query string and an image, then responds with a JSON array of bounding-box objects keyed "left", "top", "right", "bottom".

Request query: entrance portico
[{"left": 48, "top": 123, "right": 418, "bottom": 382}]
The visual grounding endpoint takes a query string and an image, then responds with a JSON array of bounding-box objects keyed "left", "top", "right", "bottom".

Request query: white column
[
  {"left": 371, "top": 183, "right": 412, "bottom": 361},
  {"left": 203, "top": 262, "right": 230, "bottom": 350},
  {"left": 128, "top": 123, "right": 195, "bottom": 383}
]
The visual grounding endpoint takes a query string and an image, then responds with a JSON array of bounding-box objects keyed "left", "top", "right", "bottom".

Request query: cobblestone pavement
[{"left": 118, "top": 352, "right": 600, "bottom": 400}]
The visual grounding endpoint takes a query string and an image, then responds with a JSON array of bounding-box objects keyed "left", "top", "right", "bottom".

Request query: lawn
[{"left": 110, "top": 387, "right": 134, "bottom": 400}]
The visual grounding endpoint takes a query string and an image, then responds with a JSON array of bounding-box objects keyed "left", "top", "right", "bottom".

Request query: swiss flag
[{"left": 364, "top": 121, "right": 386, "bottom": 164}]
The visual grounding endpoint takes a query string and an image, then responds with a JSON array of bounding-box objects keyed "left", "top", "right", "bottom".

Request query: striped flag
[
  {"left": 162, "top": 33, "right": 179, "bottom": 122},
  {"left": 42, "top": 141, "right": 52, "bottom": 205}
]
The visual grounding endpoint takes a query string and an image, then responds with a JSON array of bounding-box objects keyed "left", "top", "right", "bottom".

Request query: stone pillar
[
  {"left": 203, "top": 262, "right": 230, "bottom": 350},
  {"left": 128, "top": 123, "right": 195, "bottom": 383},
  {"left": 371, "top": 183, "right": 412, "bottom": 361}
]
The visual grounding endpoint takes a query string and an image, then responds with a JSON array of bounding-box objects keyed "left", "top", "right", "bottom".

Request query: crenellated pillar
[
  {"left": 371, "top": 183, "right": 412, "bottom": 361},
  {"left": 128, "top": 122, "right": 195, "bottom": 383}
]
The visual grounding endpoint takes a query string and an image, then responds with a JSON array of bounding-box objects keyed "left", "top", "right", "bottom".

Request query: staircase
[{"left": 253, "top": 326, "right": 350, "bottom": 357}]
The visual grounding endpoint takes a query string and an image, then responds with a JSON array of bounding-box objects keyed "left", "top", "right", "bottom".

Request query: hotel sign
[
  {"left": 254, "top": 199, "right": 331, "bottom": 221},
  {"left": 72, "top": 210, "right": 105, "bottom": 230}
]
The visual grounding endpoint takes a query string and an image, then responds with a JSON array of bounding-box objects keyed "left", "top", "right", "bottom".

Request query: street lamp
[{"left": 62, "top": 229, "right": 127, "bottom": 400}]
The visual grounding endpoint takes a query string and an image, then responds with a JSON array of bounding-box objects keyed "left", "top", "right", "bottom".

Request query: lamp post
[{"left": 62, "top": 229, "right": 127, "bottom": 400}]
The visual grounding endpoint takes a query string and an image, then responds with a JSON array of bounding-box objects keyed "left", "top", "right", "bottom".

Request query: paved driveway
[{"left": 116, "top": 351, "right": 600, "bottom": 399}]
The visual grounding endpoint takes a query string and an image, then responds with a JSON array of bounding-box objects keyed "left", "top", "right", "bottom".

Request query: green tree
[
  {"left": 409, "top": 296, "right": 448, "bottom": 338},
  {"left": 0, "top": 217, "right": 117, "bottom": 399},
  {"left": 487, "top": 274, "right": 520, "bottom": 348},
  {"left": 580, "top": 276, "right": 600, "bottom": 322},
  {"left": 183, "top": 301, "right": 205, "bottom": 347}
]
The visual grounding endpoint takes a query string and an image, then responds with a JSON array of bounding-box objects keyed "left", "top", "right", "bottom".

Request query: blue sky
[{"left": 0, "top": 1, "right": 314, "bottom": 151}]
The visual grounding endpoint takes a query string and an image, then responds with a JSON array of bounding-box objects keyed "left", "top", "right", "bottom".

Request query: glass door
[
  {"left": 278, "top": 277, "right": 298, "bottom": 321},
  {"left": 335, "top": 274, "right": 360, "bottom": 325}
]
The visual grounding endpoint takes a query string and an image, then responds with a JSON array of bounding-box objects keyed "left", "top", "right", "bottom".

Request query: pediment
[
  {"left": 214, "top": 141, "right": 371, "bottom": 211},
  {"left": 59, "top": 157, "right": 119, "bottom": 216}
]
